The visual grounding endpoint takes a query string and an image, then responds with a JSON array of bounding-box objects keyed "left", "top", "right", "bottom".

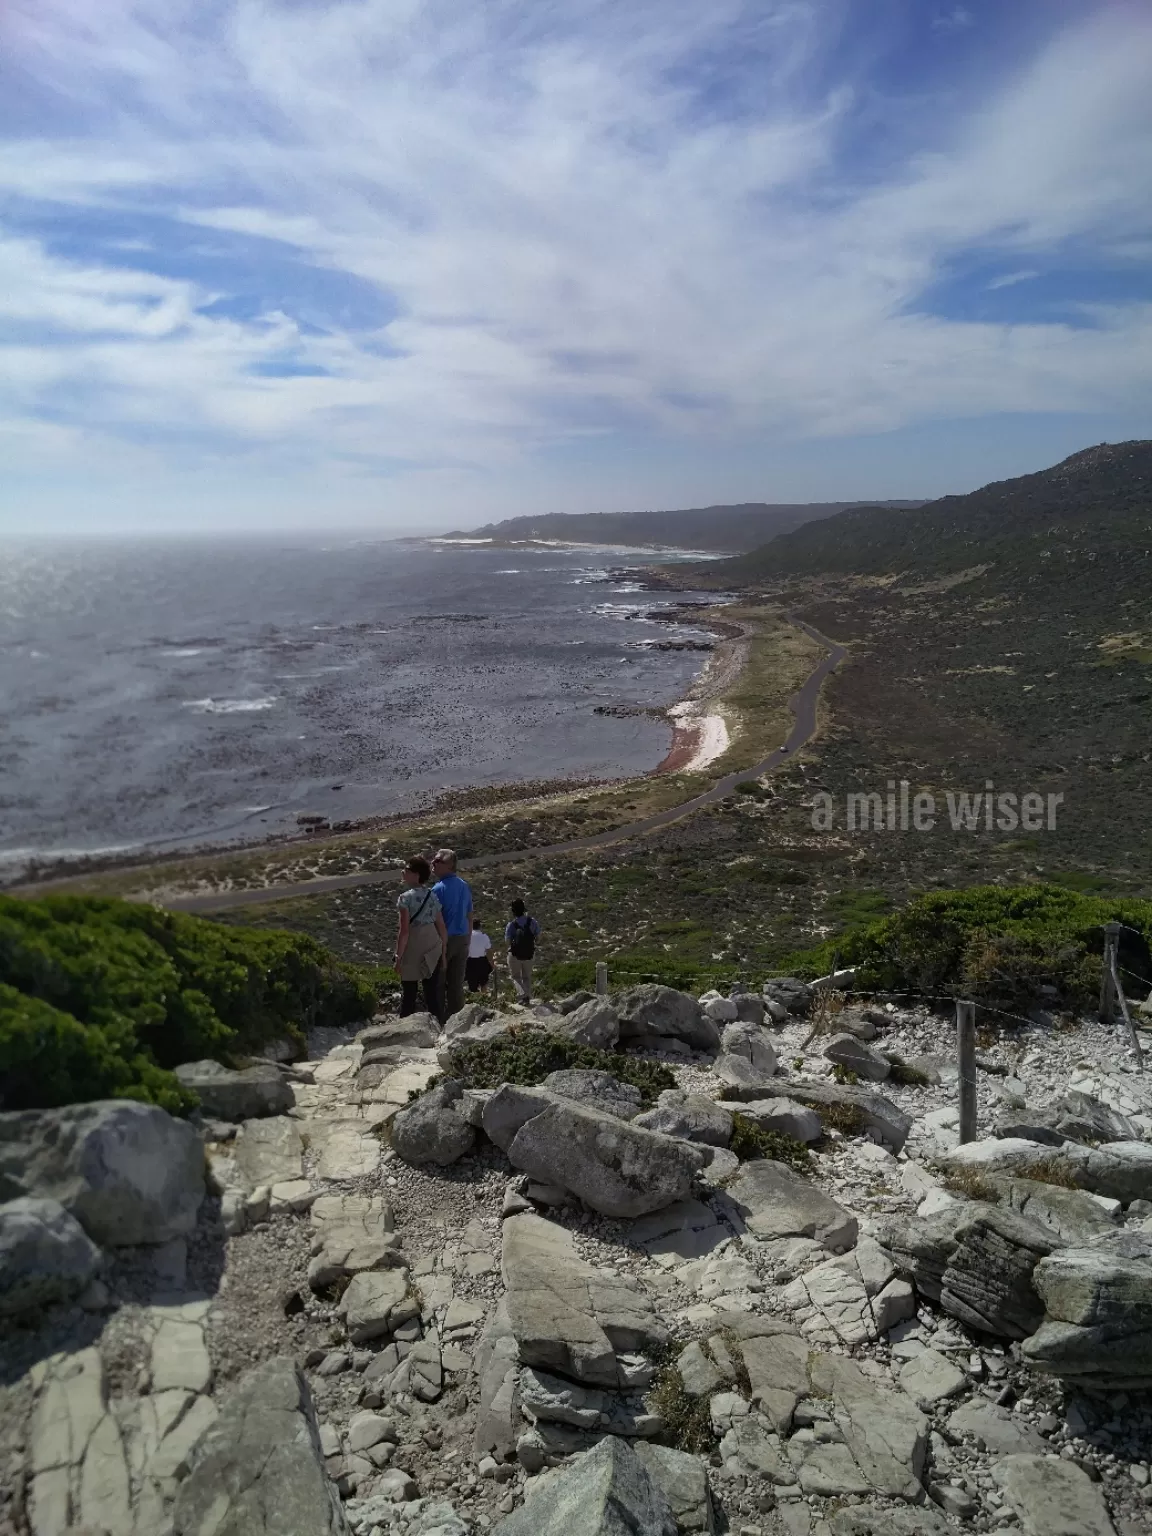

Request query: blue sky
[{"left": 1, "top": 0, "right": 1150, "bottom": 534}]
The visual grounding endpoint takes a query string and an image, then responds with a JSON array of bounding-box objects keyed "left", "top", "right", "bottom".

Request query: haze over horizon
[{"left": 2, "top": 0, "right": 1151, "bottom": 537}]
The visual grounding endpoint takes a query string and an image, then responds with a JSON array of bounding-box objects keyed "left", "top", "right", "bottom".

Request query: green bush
[
  {"left": 783, "top": 883, "right": 1152, "bottom": 1009},
  {"left": 0, "top": 895, "right": 378, "bottom": 1112},
  {"left": 444, "top": 1028, "right": 677, "bottom": 1103},
  {"left": 729, "top": 1113, "right": 811, "bottom": 1171}
]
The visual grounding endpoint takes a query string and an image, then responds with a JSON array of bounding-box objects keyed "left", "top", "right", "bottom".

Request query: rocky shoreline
[{"left": 3, "top": 979, "right": 1151, "bottom": 1536}]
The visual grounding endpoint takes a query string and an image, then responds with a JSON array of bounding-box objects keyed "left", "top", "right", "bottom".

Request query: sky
[{"left": 1, "top": 0, "right": 1151, "bottom": 535}]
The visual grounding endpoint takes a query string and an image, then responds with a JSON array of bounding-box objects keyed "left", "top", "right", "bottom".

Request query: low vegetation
[
  {"left": 442, "top": 1029, "right": 677, "bottom": 1103},
  {"left": 728, "top": 1113, "right": 811, "bottom": 1170},
  {"left": 0, "top": 895, "right": 377, "bottom": 1113}
]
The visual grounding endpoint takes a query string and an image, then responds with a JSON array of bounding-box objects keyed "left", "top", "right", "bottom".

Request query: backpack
[{"left": 509, "top": 916, "right": 536, "bottom": 960}]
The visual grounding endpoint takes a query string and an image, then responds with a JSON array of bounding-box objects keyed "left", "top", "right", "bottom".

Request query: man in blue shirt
[{"left": 432, "top": 848, "right": 472, "bottom": 1022}]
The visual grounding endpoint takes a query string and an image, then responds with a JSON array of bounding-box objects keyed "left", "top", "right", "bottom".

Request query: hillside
[
  {"left": 715, "top": 440, "right": 1152, "bottom": 593},
  {"left": 445, "top": 499, "right": 923, "bottom": 553}
]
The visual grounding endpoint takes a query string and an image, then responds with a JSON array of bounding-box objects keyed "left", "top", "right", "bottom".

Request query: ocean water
[{"left": 0, "top": 536, "right": 719, "bottom": 875}]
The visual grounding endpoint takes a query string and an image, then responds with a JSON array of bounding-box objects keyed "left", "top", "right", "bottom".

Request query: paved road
[{"left": 166, "top": 617, "right": 847, "bottom": 914}]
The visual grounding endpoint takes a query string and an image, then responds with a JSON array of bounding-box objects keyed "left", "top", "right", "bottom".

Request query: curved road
[{"left": 167, "top": 618, "right": 847, "bottom": 914}]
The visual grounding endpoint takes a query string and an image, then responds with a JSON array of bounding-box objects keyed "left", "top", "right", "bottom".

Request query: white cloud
[{"left": 0, "top": 0, "right": 1150, "bottom": 528}]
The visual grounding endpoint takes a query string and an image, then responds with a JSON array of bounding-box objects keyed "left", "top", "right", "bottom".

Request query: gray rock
[
  {"left": 548, "top": 1000, "right": 620, "bottom": 1050},
  {"left": 731, "top": 992, "right": 765, "bottom": 1026},
  {"left": 1022, "top": 1230, "right": 1152, "bottom": 1387},
  {"left": 633, "top": 1091, "right": 733, "bottom": 1148},
  {"left": 615, "top": 985, "right": 720, "bottom": 1054},
  {"left": 232, "top": 1114, "right": 304, "bottom": 1188},
  {"left": 481, "top": 1085, "right": 559, "bottom": 1152},
  {"left": 763, "top": 978, "right": 812, "bottom": 1015},
  {"left": 832, "top": 1009, "right": 879, "bottom": 1042},
  {"left": 338, "top": 1269, "right": 418, "bottom": 1344},
  {"left": 1056, "top": 1090, "right": 1141, "bottom": 1144},
  {"left": 506, "top": 1101, "right": 706, "bottom": 1219},
  {"left": 823, "top": 1034, "right": 890, "bottom": 1083},
  {"left": 724, "top": 1159, "right": 858, "bottom": 1249},
  {"left": 444, "top": 1001, "right": 492, "bottom": 1036},
  {"left": 946, "top": 1400, "right": 1047, "bottom": 1455},
  {"left": 474, "top": 1299, "right": 522, "bottom": 1458},
  {"left": 499, "top": 1214, "right": 614, "bottom": 1387},
  {"left": 941, "top": 1137, "right": 1152, "bottom": 1203},
  {"left": 557, "top": 991, "right": 594, "bottom": 1015},
  {"left": 0, "top": 1100, "right": 205, "bottom": 1247},
  {"left": 0, "top": 1197, "right": 101, "bottom": 1317},
  {"left": 519, "top": 1368, "right": 660, "bottom": 1437},
  {"left": 721, "top": 1412, "right": 795, "bottom": 1483},
  {"left": 720, "top": 1021, "right": 778, "bottom": 1075},
  {"left": 360, "top": 1012, "right": 439, "bottom": 1050},
  {"left": 712, "top": 1054, "right": 781, "bottom": 1098},
  {"left": 994, "top": 1176, "right": 1120, "bottom": 1243},
  {"left": 676, "top": 1338, "right": 735, "bottom": 1397},
  {"left": 632, "top": 1443, "right": 714, "bottom": 1533},
  {"left": 783, "top": 1235, "right": 914, "bottom": 1346},
  {"left": 720, "top": 1097, "right": 822, "bottom": 1143},
  {"left": 172, "top": 1356, "right": 349, "bottom": 1535},
  {"left": 809, "top": 1352, "right": 928, "bottom": 1501},
  {"left": 543, "top": 1070, "right": 642, "bottom": 1120},
  {"left": 307, "top": 1192, "right": 400, "bottom": 1292},
  {"left": 774, "top": 1081, "right": 912, "bottom": 1152},
  {"left": 992, "top": 1453, "right": 1117, "bottom": 1536},
  {"left": 390, "top": 1079, "right": 476, "bottom": 1166},
  {"left": 502, "top": 1434, "right": 676, "bottom": 1536},
  {"left": 897, "top": 1348, "right": 967, "bottom": 1407},
  {"left": 175, "top": 1059, "right": 293, "bottom": 1120},
  {"left": 830, "top": 1505, "right": 951, "bottom": 1536}
]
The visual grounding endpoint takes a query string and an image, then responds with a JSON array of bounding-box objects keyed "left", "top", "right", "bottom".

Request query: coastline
[{"left": 6, "top": 595, "right": 744, "bottom": 893}]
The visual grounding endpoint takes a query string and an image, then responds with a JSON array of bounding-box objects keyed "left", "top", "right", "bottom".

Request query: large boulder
[
  {"left": 174, "top": 1059, "right": 293, "bottom": 1120},
  {"left": 390, "top": 1079, "right": 476, "bottom": 1166},
  {"left": 723, "top": 1160, "right": 858, "bottom": 1249},
  {"left": 497, "top": 1436, "right": 676, "bottom": 1536},
  {"left": 543, "top": 1070, "right": 643, "bottom": 1121},
  {"left": 940, "top": 1137, "right": 1152, "bottom": 1203},
  {"left": 721, "top": 1098, "right": 822, "bottom": 1143},
  {"left": 172, "top": 1356, "right": 350, "bottom": 1535},
  {"left": 712, "top": 1055, "right": 780, "bottom": 1099},
  {"left": 506, "top": 1102, "right": 706, "bottom": 1219},
  {"left": 615, "top": 986, "right": 720, "bottom": 1054},
  {"left": 720, "top": 1021, "right": 777, "bottom": 1075},
  {"left": 0, "top": 1101, "right": 205, "bottom": 1247},
  {"left": 482, "top": 1085, "right": 559, "bottom": 1152},
  {"left": 1022, "top": 1230, "right": 1152, "bottom": 1388},
  {"left": 991, "top": 1454, "right": 1117, "bottom": 1536},
  {"left": 360, "top": 1012, "right": 440, "bottom": 1051},
  {"left": 547, "top": 1000, "right": 620, "bottom": 1050},
  {"left": 772, "top": 1080, "right": 912, "bottom": 1152},
  {"left": 0, "top": 1197, "right": 101, "bottom": 1316},
  {"left": 633, "top": 1091, "right": 733, "bottom": 1148},
  {"left": 994, "top": 1177, "right": 1121, "bottom": 1244},
  {"left": 808, "top": 1353, "right": 928, "bottom": 1502}
]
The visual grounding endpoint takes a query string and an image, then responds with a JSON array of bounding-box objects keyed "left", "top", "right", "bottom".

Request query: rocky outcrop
[
  {"left": 823, "top": 1033, "right": 890, "bottom": 1082},
  {"left": 0, "top": 1101, "right": 205, "bottom": 1246},
  {"left": 0, "top": 1196, "right": 101, "bottom": 1316},
  {"left": 941, "top": 1137, "right": 1152, "bottom": 1203},
  {"left": 723, "top": 1159, "right": 858, "bottom": 1249},
  {"left": 712, "top": 1055, "right": 780, "bottom": 1099},
  {"left": 390, "top": 1079, "right": 476, "bottom": 1166},
  {"left": 719, "top": 1097, "right": 822, "bottom": 1143},
  {"left": 615, "top": 986, "right": 720, "bottom": 1054},
  {"left": 543, "top": 1070, "right": 642, "bottom": 1120},
  {"left": 307, "top": 1192, "right": 401, "bottom": 1292},
  {"left": 782, "top": 1235, "right": 915, "bottom": 1345},
  {"left": 495, "top": 1436, "right": 676, "bottom": 1536},
  {"left": 992, "top": 1453, "right": 1117, "bottom": 1536},
  {"left": 993, "top": 1176, "right": 1120, "bottom": 1244},
  {"left": 878, "top": 1203, "right": 1059, "bottom": 1338},
  {"left": 174, "top": 1059, "right": 293, "bottom": 1120},
  {"left": 719, "top": 1021, "right": 777, "bottom": 1075},
  {"left": 1022, "top": 1230, "right": 1152, "bottom": 1387},
  {"left": 173, "top": 1356, "right": 350, "bottom": 1535},
  {"left": 548, "top": 999, "right": 620, "bottom": 1050},
  {"left": 504, "top": 1101, "right": 706, "bottom": 1219},
  {"left": 633, "top": 1091, "right": 732, "bottom": 1147}
]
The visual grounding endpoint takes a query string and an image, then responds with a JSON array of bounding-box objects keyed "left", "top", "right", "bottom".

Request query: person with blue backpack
[{"left": 505, "top": 898, "right": 540, "bottom": 1005}]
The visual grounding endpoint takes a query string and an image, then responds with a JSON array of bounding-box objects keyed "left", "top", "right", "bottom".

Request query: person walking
[
  {"left": 465, "top": 916, "right": 494, "bottom": 994},
  {"left": 505, "top": 898, "right": 540, "bottom": 1005},
  {"left": 395, "top": 856, "right": 447, "bottom": 1019},
  {"left": 431, "top": 847, "right": 472, "bottom": 1021}
]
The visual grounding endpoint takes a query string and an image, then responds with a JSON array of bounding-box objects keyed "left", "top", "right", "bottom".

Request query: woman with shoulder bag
[{"left": 395, "top": 856, "right": 448, "bottom": 1019}]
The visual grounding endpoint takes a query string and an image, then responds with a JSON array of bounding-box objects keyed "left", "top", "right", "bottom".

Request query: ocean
[{"left": 0, "top": 536, "right": 720, "bottom": 877}]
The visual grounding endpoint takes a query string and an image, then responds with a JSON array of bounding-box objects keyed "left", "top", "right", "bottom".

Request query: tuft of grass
[
  {"left": 1019, "top": 1156, "right": 1082, "bottom": 1190},
  {"left": 729, "top": 1113, "right": 811, "bottom": 1171},
  {"left": 648, "top": 1362, "right": 718, "bottom": 1454},
  {"left": 885, "top": 1054, "right": 931, "bottom": 1087},
  {"left": 830, "top": 1063, "right": 860, "bottom": 1086},
  {"left": 817, "top": 1101, "right": 865, "bottom": 1135},
  {"left": 444, "top": 1028, "right": 676, "bottom": 1103},
  {"left": 941, "top": 1168, "right": 1003, "bottom": 1203}
]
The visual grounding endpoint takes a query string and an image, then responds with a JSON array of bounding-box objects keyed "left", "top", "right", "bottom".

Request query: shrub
[
  {"left": 885, "top": 1054, "right": 931, "bottom": 1087},
  {"left": 0, "top": 895, "right": 378, "bottom": 1112},
  {"left": 444, "top": 1029, "right": 676, "bottom": 1103},
  {"left": 729, "top": 1113, "right": 811, "bottom": 1171},
  {"left": 648, "top": 1359, "right": 717, "bottom": 1453}
]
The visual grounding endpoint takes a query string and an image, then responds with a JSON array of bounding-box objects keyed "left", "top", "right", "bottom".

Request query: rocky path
[
  {"left": 164, "top": 617, "right": 846, "bottom": 914},
  {"left": 3, "top": 982, "right": 1152, "bottom": 1536}
]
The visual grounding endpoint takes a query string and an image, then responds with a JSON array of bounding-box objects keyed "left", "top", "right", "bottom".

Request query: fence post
[
  {"left": 1110, "top": 951, "right": 1145, "bottom": 1070},
  {"left": 957, "top": 1000, "right": 977, "bottom": 1145},
  {"left": 595, "top": 961, "right": 608, "bottom": 997},
  {"left": 1100, "top": 922, "right": 1120, "bottom": 1023}
]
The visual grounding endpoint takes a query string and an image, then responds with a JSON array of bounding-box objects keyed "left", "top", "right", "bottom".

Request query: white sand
[{"left": 683, "top": 712, "right": 729, "bottom": 771}]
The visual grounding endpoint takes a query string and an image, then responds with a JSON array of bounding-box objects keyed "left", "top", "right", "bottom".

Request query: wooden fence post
[
  {"left": 957, "top": 1000, "right": 977, "bottom": 1145},
  {"left": 1100, "top": 922, "right": 1120, "bottom": 1023},
  {"left": 595, "top": 961, "right": 608, "bottom": 997}
]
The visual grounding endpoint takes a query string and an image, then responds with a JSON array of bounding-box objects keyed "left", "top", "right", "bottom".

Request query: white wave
[
  {"left": 161, "top": 648, "right": 204, "bottom": 657},
  {"left": 182, "top": 696, "right": 278, "bottom": 714},
  {"left": 495, "top": 568, "right": 521, "bottom": 575}
]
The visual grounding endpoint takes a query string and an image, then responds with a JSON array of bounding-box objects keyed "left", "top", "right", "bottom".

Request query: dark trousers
[
  {"left": 444, "top": 933, "right": 469, "bottom": 1021},
  {"left": 400, "top": 967, "right": 442, "bottom": 1019}
]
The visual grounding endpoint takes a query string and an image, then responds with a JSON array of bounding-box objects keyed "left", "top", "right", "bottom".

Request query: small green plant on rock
[
  {"left": 444, "top": 1029, "right": 677, "bottom": 1103},
  {"left": 885, "top": 1055, "right": 931, "bottom": 1087},
  {"left": 830, "top": 1063, "right": 859, "bottom": 1086},
  {"left": 817, "top": 1101, "right": 864, "bottom": 1136},
  {"left": 648, "top": 1362, "right": 717, "bottom": 1455},
  {"left": 729, "top": 1113, "right": 811, "bottom": 1171}
]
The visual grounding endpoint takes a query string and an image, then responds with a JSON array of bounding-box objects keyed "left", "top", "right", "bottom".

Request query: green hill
[{"left": 445, "top": 499, "right": 922, "bottom": 553}]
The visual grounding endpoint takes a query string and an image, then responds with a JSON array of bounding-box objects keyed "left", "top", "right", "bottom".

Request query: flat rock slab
[
  {"left": 233, "top": 1116, "right": 304, "bottom": 1189},
  {"left": 310, "top": 1121, "right": 381, "bottom": 1180},
  {"left": 776, "top": 1081, "right": 913, "bottom": 1153},
  {"left": 723, "top": 1160, "right": 858, "bottom": 1250},
  {"left": 308, "top": 1193, "right": 399, "bottom": 1291},
  {"left": 808, "top": 1352, "right": 928, "bottom": 1502},
  {"left": 783, "top": 1234, "right": 913, "bottom": 1347},
  {"left": 946, "top": 1400, "right": 1046, "bottom": 1456},
  {"left": 339, "top": 1269, "right": 418, "bottom": 1344},
  {"left": 992, "top": 1453, "right": 1117, "bottom": 1536},
  {"left": 172, "top": 1356, "right": 350, "bottom": 1535},
  {"left": 629, "top": 1199, "right": 727, "bottom": 1265},
  {"left": 898, "top": 1348, "right": 967, "bottom": 1407}
]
